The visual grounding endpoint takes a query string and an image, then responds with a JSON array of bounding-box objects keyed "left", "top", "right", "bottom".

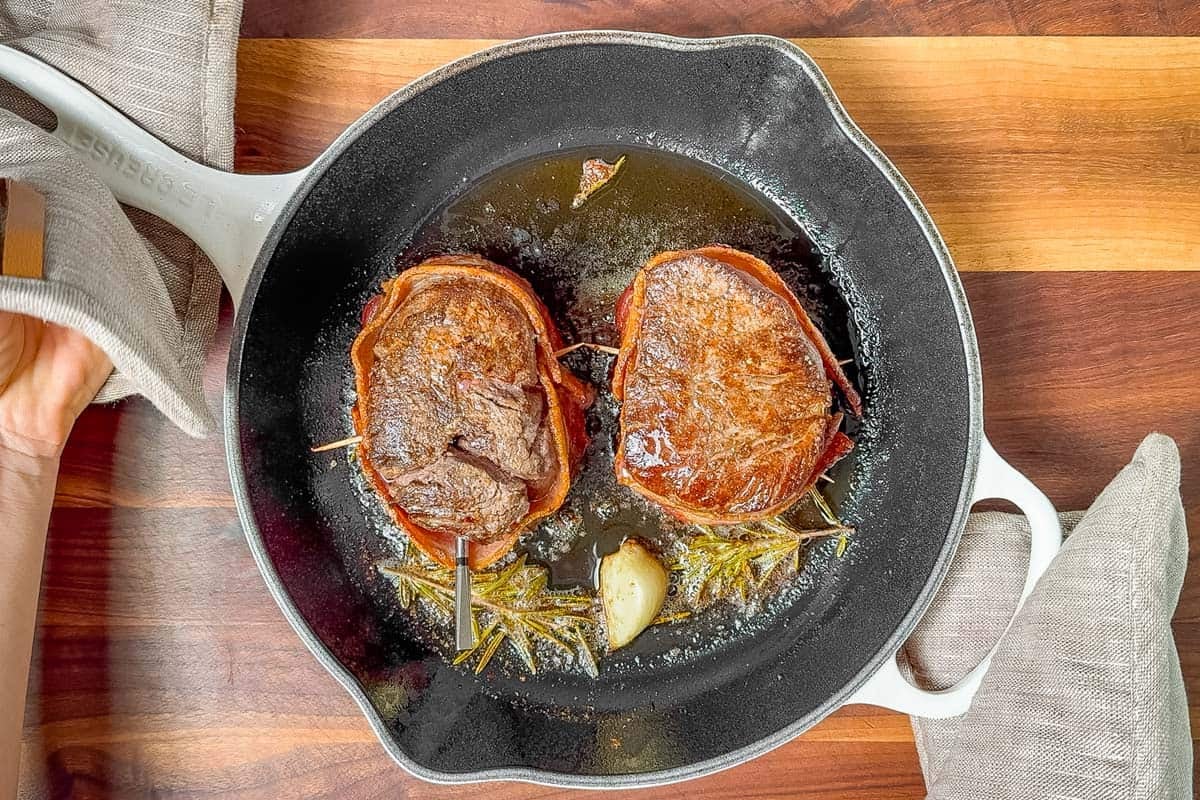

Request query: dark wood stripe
[
  {"left": 965, "top": 272, "right": 1198, "bottom": 519},
  {"left": 240, "top": 0, "right": 1200, "bottom": 38},
  {"left": 965, "top": 271, "right": 1200, "bottom": 653},
  {"left": 54, "top": 303, "right": 235, "bottom": 510},
  {"left": 61, "top": 273, "right": 1200, "bottom": 515}
]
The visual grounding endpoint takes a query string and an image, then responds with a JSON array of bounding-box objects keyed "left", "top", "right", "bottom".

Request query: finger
[{"left": 43, "top": 322, "right": 113, "bottom": 419}]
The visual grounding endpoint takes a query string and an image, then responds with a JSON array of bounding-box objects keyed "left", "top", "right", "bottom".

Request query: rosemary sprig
[
  {"left": 652, "top": 610, "right": 692, "bottom": 626},
  {"left": 671, "top": 493, "right": 853, "bottom": 605},
  {"left": 380, "top": 491, "right": 850, "bottom": 673},
  {"left": 379, "top": 552, "right": 598, "bottom": 675},
  {"left": 809, "top": 487, "right": 852, "bottom": 558}
]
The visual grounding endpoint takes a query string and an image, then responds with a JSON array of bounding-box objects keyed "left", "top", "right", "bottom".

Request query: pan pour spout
[
  {"left": 612, "top": 246, "right": 859, "bottom": 525},
  {"left": 351, "top": 254, "right": 594, "bottom": 569}
]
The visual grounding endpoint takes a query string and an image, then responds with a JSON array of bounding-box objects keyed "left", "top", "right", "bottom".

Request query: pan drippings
[
  {"left": 404, "top": 147, "right": 846, "bottom": 353},
  {"left": 355, "top": 147, "right": 860, "bottom": 678}
]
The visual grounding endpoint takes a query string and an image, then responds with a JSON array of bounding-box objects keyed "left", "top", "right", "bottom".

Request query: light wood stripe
[
  {"left": 0, "top": 179, "right": 46, "bottom": 279},
  {"left": 236, "top": 37, "right": 1200, "bottom": 272}
]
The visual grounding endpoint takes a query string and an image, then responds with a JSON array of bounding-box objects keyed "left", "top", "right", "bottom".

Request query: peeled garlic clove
[{"left": 600, "top": 538, "right": 668, "bottom": 650}]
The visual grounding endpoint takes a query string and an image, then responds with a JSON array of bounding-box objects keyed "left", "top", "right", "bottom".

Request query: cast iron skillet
[{"left": 0, "top": 33, "right": 1061, "bottom": 787}]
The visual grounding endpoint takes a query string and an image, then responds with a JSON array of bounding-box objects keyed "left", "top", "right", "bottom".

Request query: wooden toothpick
[
  {"left": 311, "top": 435, "right": 363, "bottom": 452},
  {"left": 554, "top": 341, "right": 619, "bottom": 358}
]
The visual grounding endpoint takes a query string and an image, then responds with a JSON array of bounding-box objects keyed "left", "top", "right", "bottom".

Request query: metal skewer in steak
[
  {"left": 612, "top": 245, "right": 859, "bottom": 525},
  {"left": 351, "top": 254, "right": 593, "bottom": 569}
]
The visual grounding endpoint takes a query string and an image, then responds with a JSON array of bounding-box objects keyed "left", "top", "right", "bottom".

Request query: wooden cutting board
[
  {"left": 23, "top": 34, "right": 1199, "bottom": 800},
  {"left": 236, "top": 38, "right": 1200, "bottom": 272}
]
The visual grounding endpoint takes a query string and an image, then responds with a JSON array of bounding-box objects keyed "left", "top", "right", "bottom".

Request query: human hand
[
  {"left": 0, "top": 311, "right": 109, "bottom": 798},
  {"left": 0, "top": 311, "right": 111, "bottom": 465}
]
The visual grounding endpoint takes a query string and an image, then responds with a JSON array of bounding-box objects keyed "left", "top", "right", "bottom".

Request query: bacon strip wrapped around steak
[
  {"left": 352, "top": 255, "right": 593, "bottom": 568},
  {"left": 612, "top": 246, "right": 859, "bottom": 525}
]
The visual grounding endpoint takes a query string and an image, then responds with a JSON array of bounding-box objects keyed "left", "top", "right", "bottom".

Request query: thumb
[{"left": 0, "top": 310, "right": 27, "bottom": 391}]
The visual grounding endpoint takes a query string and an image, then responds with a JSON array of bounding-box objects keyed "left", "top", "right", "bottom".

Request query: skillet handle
[
  {"left": 846, "top": 435, "right": 1062, "bottom": 718},
  {"left": 0, "top": 44, "right": 308, "bottom": 307}
]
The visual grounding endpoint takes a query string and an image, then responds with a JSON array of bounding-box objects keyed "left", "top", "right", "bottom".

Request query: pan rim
[{"left": 225, "top": 29, "right": 983, "bottom": 789}]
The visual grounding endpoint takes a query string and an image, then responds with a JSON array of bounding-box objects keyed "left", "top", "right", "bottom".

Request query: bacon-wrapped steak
[
  {"left": 352, "top": 255, "right": 593, "bottom": 568},
  {"left": 612, "top": 246, "right": 859, "bottom": 525}
]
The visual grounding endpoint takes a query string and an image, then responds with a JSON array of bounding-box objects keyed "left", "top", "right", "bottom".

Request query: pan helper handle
[
  {"left": 846, "top": 435, "right": 1062, "bottom": 718},
  {"left": 0, "top": 45, "right": 308, "bottom": 308}
]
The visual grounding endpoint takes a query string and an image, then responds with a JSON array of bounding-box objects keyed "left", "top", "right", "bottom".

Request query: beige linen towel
[
  {"left": 0, "top": 0, "right": 242, "bottom": 435},
  {"left": 903, "top": 433, "right": 1191, "bottom": 799}
]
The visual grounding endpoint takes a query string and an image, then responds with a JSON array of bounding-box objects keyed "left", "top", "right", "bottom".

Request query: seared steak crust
[
  {"left": 352, "top": 255, "right": 593, "bottom": 568},
  {"left": 613, "top": 246, "right": 855, "bottom": 524},
  {"left": 364, "top": 278, "right": 553, "bottom": 543}
]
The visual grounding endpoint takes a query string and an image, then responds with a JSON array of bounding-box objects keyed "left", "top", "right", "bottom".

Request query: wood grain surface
[
  {"left": 20, "top": 31, "right": 1200, "bottom": 800},
  {"left": 235, "top": 37, "right": 1200, "bottom": 273},
  {"left": 240, "top": 0, "right": 1200, "bottom": 38},
  {"left": 0, "top": 180, "right": 46, "bottom": 279}
]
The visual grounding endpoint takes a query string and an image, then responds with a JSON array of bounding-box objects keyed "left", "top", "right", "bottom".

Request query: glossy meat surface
[
  {"left": 365, "top": 278, "right": 555, "bottom": 542},
  {"left": 614, "top": 246, "right": 854, "bottom": 524},
  {"left": 352, "top": 255, "right": 593, "bottom": 568}
]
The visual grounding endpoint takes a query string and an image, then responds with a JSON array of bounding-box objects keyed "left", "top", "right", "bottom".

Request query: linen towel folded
[
  {"left": 0, "top": 0, "right": 243, "bottom": 436},
  {"left": 903, "top": 433, "right": 1192, "bottom": 799}
]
